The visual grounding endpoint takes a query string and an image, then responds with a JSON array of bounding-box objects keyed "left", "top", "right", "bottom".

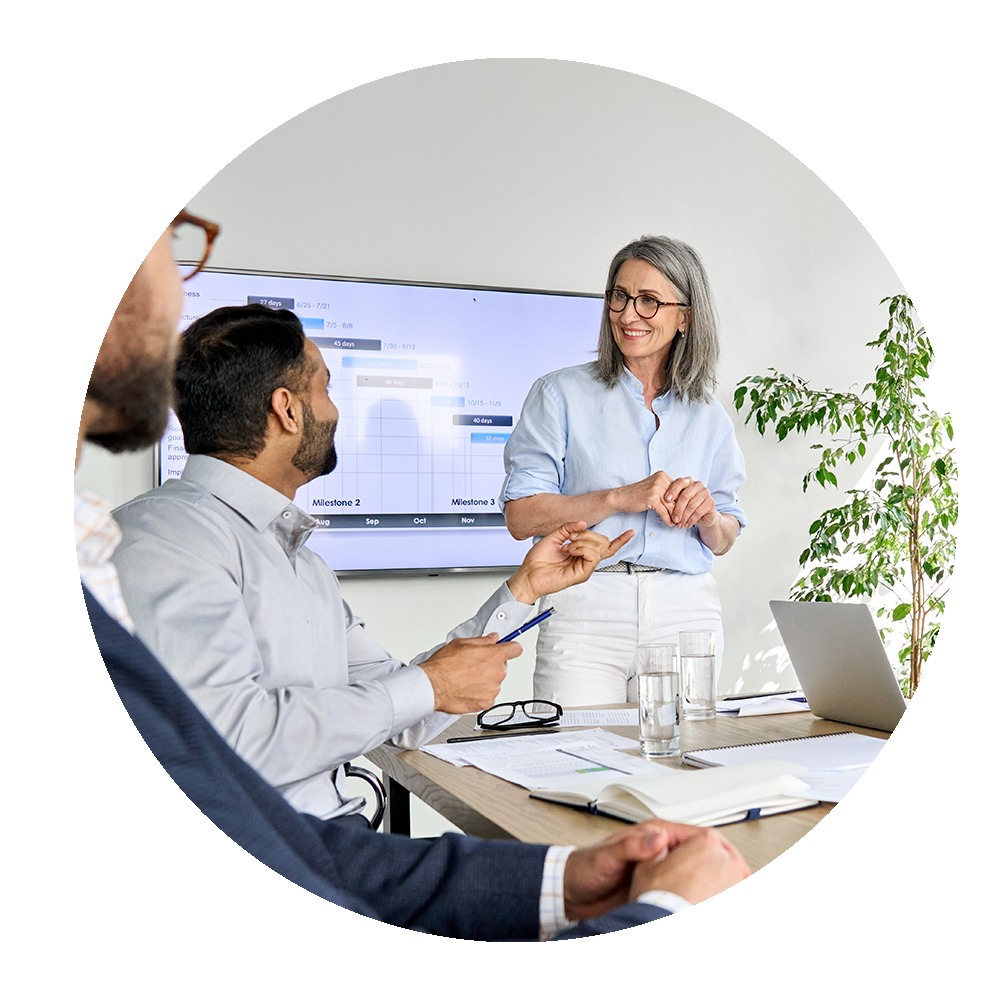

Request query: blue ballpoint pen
[{"left": 497, "top": 608, "right": 555, "bottom": 643}]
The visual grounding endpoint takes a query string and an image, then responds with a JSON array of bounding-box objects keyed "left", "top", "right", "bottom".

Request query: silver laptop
[{"left": 769, "top": 600, "right": 907, "bottom": 732}]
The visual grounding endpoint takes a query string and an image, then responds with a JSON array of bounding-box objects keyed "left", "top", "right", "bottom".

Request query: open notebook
[{"left": 529, "top": 759, "right": 819, "bottom": 827}]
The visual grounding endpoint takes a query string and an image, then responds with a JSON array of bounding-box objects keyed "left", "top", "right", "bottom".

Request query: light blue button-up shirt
[{"left": 501, "top": 363, "right": 746, "bottom": 574}]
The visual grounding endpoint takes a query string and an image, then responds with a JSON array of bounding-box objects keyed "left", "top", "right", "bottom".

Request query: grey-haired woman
[{"left": 501, "top": 235, "right": 746, "bottom": 705}]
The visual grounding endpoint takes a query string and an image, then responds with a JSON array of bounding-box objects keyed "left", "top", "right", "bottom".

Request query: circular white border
[{"left": 10, "top": 3, "right": 990, "bottom": 992}]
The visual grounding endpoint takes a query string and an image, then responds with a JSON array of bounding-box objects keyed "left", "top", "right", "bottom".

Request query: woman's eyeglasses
[{"left": 605, "top": 288, "right": 687, "bottom": 320}]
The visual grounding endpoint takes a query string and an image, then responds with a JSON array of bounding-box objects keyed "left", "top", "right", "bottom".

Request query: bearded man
[{"left": 110, "top": 303, "right": 633, "bottom": 820}]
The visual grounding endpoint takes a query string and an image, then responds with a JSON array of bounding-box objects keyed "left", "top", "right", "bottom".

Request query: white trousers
[{"left": 532, "top": 570, "right": 723, "bottom": 707}]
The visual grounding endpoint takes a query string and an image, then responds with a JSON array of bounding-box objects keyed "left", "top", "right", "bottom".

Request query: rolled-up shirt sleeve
[
  {"left": 501, "top": 376, "right": 568, "bottom": 507},
  {"left": 706, "top": 412, "right": 747, "bottom": 529}
]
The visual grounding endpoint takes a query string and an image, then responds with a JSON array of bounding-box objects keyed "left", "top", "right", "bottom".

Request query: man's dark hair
[{"left": 174, "top": 304, "right": 313, "bottom": 459}]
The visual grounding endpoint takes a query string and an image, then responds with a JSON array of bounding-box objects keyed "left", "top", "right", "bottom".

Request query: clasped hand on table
[{"left": 563, "top": 819, "right": 751, "bottom": 922}]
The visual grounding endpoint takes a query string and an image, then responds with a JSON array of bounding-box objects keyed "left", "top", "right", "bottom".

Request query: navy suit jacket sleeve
[
  {"left": 83, "top": 585, "right": 669, "bottom": 941},
  {"left": 552, "top": 903, "right": 670, "bottom": 938}
]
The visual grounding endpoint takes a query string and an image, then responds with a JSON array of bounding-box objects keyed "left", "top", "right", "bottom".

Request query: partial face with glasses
[
  {"left": 170, "top": 210, "right": 220, "bottom": 281},
  {"left": 137, "top": 208, "right": 220, "bottom": 352},
  {"left": 126, "top": 209, "right": 219, "bottom": 343},
  {"left": 137, "top": 209, "right": 220, "bottom": 370},
  {"left": 84, "top": 210, "right": 220, "bottom": 454},
  {"left": 606, "top": 258, "right": 689, "bottom": 379}
]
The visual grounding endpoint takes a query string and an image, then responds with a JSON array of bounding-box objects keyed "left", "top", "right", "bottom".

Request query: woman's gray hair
[{"left": 596, "top": 235, "right": 719, "bottom": 403}]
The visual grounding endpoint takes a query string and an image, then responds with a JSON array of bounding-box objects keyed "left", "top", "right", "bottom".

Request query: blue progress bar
[
  {"left": 471, "top": 432, "right": 511, "bottom": 444},
  {"left": 342, "top": 357, "right": 419, "bottom": 370}
]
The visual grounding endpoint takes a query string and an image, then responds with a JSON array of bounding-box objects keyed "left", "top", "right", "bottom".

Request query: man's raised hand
[{"left": 506, "top": 521, "right": 634, "bottom": 605}]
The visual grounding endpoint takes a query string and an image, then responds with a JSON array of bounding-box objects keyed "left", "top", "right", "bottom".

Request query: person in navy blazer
[{"left": 75, "top": 217, "right": 751, "bottom": 941}]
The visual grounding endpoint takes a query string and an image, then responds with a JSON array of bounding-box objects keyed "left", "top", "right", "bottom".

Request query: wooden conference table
[{"left": 364, "top": 704, "right": 891, "bottom": 873}]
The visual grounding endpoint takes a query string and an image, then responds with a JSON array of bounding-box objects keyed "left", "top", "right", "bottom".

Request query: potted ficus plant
[{"left": 734, "top": 295, "right": 956, "bottom": 696}]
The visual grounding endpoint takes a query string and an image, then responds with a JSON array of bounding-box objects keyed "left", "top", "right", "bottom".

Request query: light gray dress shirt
[{"left": 111, "top": 455, "right": 536, "bottom": 819}]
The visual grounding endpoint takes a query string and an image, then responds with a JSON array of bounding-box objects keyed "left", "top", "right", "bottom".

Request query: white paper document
[
  {"left": 558, "top": 708, "right": 640, "bottom": 728},
  {"left": 797, "top": 768, "right": 867, "bottom": 803},
  {"left": 421, "top": 728, "right": 662, "bottom": 790},
  {"left": 473, "top": 708, "right": 639, "bottom": 730},
  {"left": 716, "top": 694, "right": 811, "bottom": 717}
]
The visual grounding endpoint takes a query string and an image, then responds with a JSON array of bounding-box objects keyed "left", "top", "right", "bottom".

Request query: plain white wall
[{"left": 76, "top": 59, "right": 906, "bottom": 701}]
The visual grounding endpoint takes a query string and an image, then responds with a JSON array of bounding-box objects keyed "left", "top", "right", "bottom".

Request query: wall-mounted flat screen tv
[{"left": 158, "top": 267, "right": 604, "bottom": 575}]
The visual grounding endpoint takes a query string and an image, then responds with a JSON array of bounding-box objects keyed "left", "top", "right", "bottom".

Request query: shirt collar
[
  {"left": 620, "top": 367, "right": 644, "bottom": 397},
  {"left": 180, "top": 454, "right": 314, "bottom": 532},
  {"left": 620, "top": 367, "right": 672, "bottom": 409}
]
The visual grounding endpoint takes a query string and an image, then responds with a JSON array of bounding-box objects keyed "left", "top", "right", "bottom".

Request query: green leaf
[{"left": 892, "top": 603, "right": 911, "bottom": 621}]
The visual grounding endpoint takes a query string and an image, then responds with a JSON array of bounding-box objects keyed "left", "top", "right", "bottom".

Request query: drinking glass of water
[
  {"left": 680, "top": 630, "right": 717, "bottom": 720},
  {"left": 635, "top": 644, "right": 681, "bottom": 757}
]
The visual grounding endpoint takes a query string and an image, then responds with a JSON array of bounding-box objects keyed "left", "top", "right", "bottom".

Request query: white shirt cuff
[
  {"left": 538, "top": 848, "right": 692, "bottom": 940},
  {"left": 539, "top": 845, "right": 576, "bottom": 940},
  {"left": 635, "top": 890, "right": 692, "bottom": 913}
]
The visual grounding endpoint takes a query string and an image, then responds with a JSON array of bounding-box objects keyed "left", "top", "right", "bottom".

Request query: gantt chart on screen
[{"left": 161, "top": 269, "right": 603, "bottom": 572}]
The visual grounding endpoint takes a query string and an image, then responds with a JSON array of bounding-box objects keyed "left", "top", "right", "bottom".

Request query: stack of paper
[{"left": 422, "top": 729, "right": 661, "bottom": 790}]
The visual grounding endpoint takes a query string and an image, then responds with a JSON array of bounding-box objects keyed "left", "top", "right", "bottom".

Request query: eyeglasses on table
[{"left": 477, "top": 700, "right": 563, "bottom": 730}]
